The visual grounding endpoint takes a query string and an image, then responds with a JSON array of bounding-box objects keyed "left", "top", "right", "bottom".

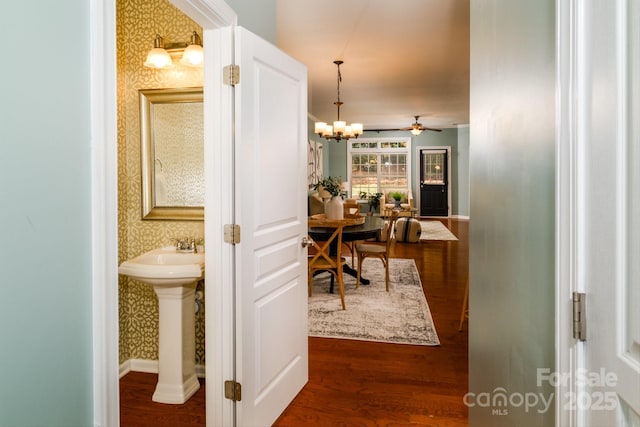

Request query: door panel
[
  {"left": 234, "top": 27, "right": 308, "bottom": 426},
  {"left": 420, "top": 149, "right": 448, "bottom": 216}
]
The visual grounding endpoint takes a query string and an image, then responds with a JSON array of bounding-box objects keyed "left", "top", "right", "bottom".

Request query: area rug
[
  {"left": 419, "top": 221, "right": 458, "bottom": 241},
  {"left": 308, "top": 258, "right": 440, "bottom": 346}
]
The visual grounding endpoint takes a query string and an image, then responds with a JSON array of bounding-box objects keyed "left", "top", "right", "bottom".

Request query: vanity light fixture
[
  {"left": 314, "top": 60, "right": 363, "bottom": 142},
  {"left": 180, "top": 32, "right": 204, "bottom": 67},
  {"left": 144, "top": 31, "right": 204, "bottom": 69}
]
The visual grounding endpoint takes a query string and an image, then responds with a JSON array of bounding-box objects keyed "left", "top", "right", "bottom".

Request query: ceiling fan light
[{"left": 411, "top": 128, "right": 423, "bottom": 136}]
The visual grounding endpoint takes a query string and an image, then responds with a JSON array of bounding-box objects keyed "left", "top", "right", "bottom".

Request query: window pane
[
  {"left": 351, "top": 154, "right": 378, "bottom": 195},
  {"left": 422, "top": 153, "right": 445, "bottom": 184},
  {"left": 348, "top": 139, "right": 410, "bottom": 197},
  {"left": 381, "top": 141, "right": 408, "bottom": 149},
  {"left": 380, "top": 153, "right": 407, "bottom": 193}
]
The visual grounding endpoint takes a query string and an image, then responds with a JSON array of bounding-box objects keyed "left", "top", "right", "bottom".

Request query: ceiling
[{"left": 276, "top": 0, "right": 470, "bottom": 131}]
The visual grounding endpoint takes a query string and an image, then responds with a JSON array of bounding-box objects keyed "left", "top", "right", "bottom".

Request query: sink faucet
[{"left": 174, "top": 237, "right": 198, "bottom": 253}]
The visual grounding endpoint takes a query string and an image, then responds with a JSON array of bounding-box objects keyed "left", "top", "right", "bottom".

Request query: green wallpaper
[{"left": 117, "top": 0, "right": 205, "bottom": 366}]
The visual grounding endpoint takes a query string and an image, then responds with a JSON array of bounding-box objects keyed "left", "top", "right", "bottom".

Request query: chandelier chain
[
  {"left": 314, "top": 60, "right": 362, "bottom": 142},
  {"left": 335, "top": 61, "right": 342, "bottom": 120}
]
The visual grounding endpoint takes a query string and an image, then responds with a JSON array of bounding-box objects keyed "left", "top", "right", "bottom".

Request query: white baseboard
[
  {"left": 417, "top": 215, "right": 470, "bottom": 220},
  {"left": 119, "top": 359, "right": 206, "bottom": 379},
  {"left": 451, "top": 215, "right": 470, "bottom": 220}
]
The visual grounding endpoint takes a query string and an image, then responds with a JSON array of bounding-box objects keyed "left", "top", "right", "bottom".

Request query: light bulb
[
  {"left": 180, "top": 44, "right": 204, "bottom": 67},
  {"left": 144, "top": 48, "right": 173, "bottom": 69}
]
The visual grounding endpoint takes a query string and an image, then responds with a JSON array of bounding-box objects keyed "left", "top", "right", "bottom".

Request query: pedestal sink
[{"left": 118, "top": 246, "right": 204, "bottom": 404}]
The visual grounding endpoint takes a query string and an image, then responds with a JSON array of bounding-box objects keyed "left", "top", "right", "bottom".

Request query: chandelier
[{"left": 314, "top": 60, "right": 363, "bottom": 142}]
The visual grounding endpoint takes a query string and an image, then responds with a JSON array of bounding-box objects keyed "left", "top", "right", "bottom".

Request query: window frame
[{"left": 347, "top": 137, "right": 412, "bottom": 197}]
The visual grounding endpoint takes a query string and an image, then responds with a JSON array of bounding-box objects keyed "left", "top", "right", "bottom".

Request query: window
[
  {"left": 422, "top": 151, "right": 446, "bottom": 184},
  {"left": 348, "top": 138, "right": 411, "bottom": 196}
]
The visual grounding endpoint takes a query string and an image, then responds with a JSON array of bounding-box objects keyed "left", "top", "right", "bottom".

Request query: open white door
[
  {"left": 233, "top": 27, "right": 309, "bottom": 425},
  {"left": 558, "top": 0, "right": 640, "bottom": 425}
]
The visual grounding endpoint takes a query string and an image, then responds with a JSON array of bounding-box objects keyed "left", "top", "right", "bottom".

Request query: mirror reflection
[{"left": 139, "top": 87, "right": 204, "bottom": 220}]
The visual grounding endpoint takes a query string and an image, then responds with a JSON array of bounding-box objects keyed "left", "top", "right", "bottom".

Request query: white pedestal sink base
[{"left": 152, "top": 282, "right": 200, "bottom": 404}]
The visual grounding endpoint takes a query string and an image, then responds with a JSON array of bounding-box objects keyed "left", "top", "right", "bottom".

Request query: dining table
[{"left": 308, "top": 215, "right": 385, "bottom": 291}]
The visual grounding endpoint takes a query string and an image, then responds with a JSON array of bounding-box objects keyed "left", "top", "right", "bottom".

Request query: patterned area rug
[
  {"left": 308, "top": 258, "right": 440, "bottom": 346},
  {"left": 419, "top": 221, "right": 458, "bottom": 241}
]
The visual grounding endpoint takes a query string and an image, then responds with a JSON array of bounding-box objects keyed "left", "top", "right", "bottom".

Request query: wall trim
[
  {"left": 119, "top": 359, "right": 206, "bottom": 379},
  {"left": 451, "top": 215, "right": 470, "bottom": 220},
  {"left": 91, "top": 0, "right": 119, "bottom": 425},
  {"left": 555, "top": 0, "right": 580, "bottom": 426}
]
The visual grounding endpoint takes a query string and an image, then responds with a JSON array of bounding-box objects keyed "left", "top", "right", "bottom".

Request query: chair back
[
  {"left": 308, "top": 218, "right": 344, "bottom": 268},
  {"left": 384, "top": 211, "right": 400, "bottom": 251},
  {"left": 343, "top": 201, "right": 361, "bottom": 216}
]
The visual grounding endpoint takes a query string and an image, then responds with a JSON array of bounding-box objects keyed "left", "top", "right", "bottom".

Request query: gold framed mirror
[{"left": 139, "top": 87, "right": 204, "bottom": 220}]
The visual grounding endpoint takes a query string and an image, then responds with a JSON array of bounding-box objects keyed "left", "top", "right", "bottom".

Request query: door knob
[{"left": 301, "top": 236, "right": 314, "bottom": 248}]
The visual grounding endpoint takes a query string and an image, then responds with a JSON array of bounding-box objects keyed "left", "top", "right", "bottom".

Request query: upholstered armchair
[
  {"left": 380, "top": 190, "right": 415, "bottom": 218},
  {"left": 308, "top": 191, "right": 325, "bottom": 216}
]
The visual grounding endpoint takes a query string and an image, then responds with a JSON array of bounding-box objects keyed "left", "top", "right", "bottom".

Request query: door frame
[
  {"left": 555, "top": 0, "right": 585, "bottom": 425},
  {"left": 90, "top": 0, "right": 237, "bottom": 425},
  {"left": 415, "top": 146, "right": 452, "bottom": 217}
]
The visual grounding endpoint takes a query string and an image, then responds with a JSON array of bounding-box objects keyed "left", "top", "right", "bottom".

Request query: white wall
[{"left": 0, "top": 2, "right": 94, "bottom": 426}]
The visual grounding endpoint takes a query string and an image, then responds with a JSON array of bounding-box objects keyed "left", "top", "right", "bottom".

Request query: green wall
[
  {"left": 469, "top": 0, "right": 555, "bottom": 425},
  {"left": 227, "top": 0, "right": 276, "bottom": 43},
  {"left": 320, "top": 127, "right": 470, "bottom": 217},
  {"left": 457, "top": 126, "right": 470, "bottom": 216},
  {"left": 0, "top": 2, "right": 93, "bottom": 426}
]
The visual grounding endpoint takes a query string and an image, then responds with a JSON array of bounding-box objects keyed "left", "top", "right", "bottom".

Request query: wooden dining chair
[
  {"left": 308, "top": 218, "right": 347, "bottom": 310},
  {"left": 355, "top": 211, "right": 399, "bottom": 291},
  {"left": 458, "top": 277, "right": 469, "bottom": 331},
  {"left": 342, "top": 201, "right": 362, "bottom": 265}
]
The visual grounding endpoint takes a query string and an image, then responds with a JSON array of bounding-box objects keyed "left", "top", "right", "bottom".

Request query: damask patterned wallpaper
[{"left": 117, "top": 0, "right": 205, "bottom": 365}]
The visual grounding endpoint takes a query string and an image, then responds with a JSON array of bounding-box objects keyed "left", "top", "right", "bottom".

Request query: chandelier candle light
[{"left": 314, "top": 60, "right": 363, "bottom": 142}]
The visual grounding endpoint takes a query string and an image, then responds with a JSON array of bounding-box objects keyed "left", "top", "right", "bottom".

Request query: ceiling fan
[{"left": 366, "top": 116, "right": 442, "bottom": 134}]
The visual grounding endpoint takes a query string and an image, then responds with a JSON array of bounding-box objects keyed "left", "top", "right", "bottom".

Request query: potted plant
[
  {"left": 314, "top": 176, "right": 345, "bottom": 219},
  {"left": 359, "top": 191, "right": 383, "bottom": 215},
  {"left": 390, "top": 191, "right": 405, "bottom": 208}
]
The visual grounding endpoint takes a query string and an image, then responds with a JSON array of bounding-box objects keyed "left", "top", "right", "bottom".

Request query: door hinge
[
  {"left": 223, "top": 65, "right": 240, "bottom": 86},
  {"left": 572, "top": 292, "right": 586, "bottom": 341},
  {"left": 224, "top": 224, "right": 241, "bottom": 244},
  {"left": 224, "top": 380, "right": 242, "bottom": 401}
]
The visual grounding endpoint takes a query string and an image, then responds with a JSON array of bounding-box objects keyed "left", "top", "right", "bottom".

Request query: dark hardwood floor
[{"left": 120, "top": 218, "right": 469, "bottom": 427}]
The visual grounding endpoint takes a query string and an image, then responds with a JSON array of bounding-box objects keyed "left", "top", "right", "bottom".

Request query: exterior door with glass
[{"left": 419, "top": 148, "right": 448, "bottom": 216}]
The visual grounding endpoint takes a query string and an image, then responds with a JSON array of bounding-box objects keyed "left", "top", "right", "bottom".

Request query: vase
[{"left": 325, "top": 196, "right": 344, "bottom": 220}]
